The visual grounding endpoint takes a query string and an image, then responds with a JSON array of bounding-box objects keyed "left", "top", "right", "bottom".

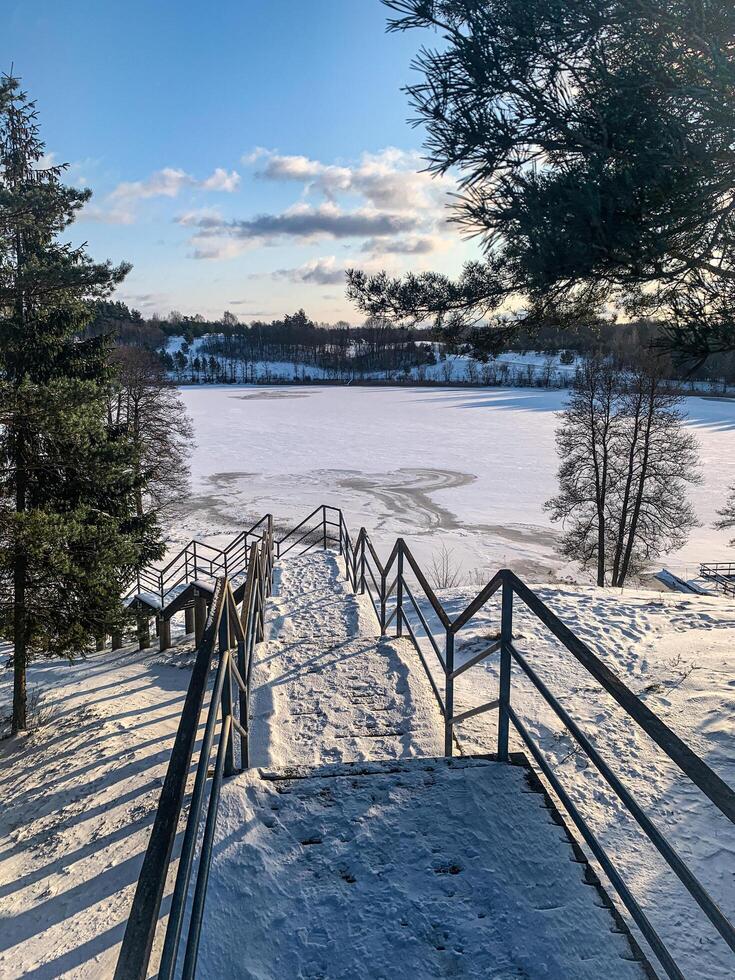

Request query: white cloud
[
  {"left": 109, "top": 166, "right": 240, "bottom": 203},
  {"left": 201, "top": 168, "right": 240, "bottom": 192},
  {"left": 272, "top": 256, "right": 347, "bottom": 285},
  {"left": 250, "top": 147, "right": 453, "bottom": 214},
  {"left": 110, "top": 167, "right": 192, "bottom": 201}
]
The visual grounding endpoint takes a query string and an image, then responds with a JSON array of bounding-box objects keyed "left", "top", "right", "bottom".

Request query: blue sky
[{"left": 5, "top": 0, "right": 478, "bottom": 322}]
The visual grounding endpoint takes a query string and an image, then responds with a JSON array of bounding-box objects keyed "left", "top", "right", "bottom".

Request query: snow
[
  {"left": 199, "top": 760, "right": 646, "bottom": 979},
  {"left": 196, "top": 552, "right": 648, "bottom": 979},
  {"left": 0, "top": 637, "right": 198, "bottom": 978},
  {"left": 248, "top": 552, "right": 444, "bottom": 768},
  {"left": 2, "top": 382, "right": 734, "bottom": 978},
  {"left": 177, "top": 384, "right": 735, "bottom": 583}
]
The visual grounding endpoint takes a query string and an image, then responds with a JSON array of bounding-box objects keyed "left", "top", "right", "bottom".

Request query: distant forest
[{"left": 85, "top": 301, "right": 735, "bottom": 389}]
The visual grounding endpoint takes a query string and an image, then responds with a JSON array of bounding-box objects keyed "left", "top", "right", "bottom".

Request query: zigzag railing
[
  {"left": 333, "top": 509, "right": 735, "bottom": 980},
  {"left": 127, "top": 514, "right": 272, "bottom": 606},
  {"left": 116, "top": 504, "right": 735, "bottom": 980}
]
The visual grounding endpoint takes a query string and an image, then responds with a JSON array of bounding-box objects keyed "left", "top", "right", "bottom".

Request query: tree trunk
[
  {"left": 611, "top": 390, "right": 644, "bottom": 587},
  {"left": 12, "top": 427, "right": 28, "bottom": 733},
  {"left": 617, "top": 386, "right": 655, "bottom": 587}
]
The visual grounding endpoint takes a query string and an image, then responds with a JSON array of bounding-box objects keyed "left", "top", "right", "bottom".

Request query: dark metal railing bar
[
  {"left": 363, "top": 577, "right": 381, "bottom": 624},
  {"left": 275, "top": 505, "right": 324, "bottom": 547},
  {"left": 399, "top": 609, "right": 446, "bottom": 717},
  {"left": 400, "top": 543, "right": 451, "bottom": 629},
  {"left": 451, "top": 698, "right": 500, "bottom": 726},
  {"left": 450, "top": 638, "right": 502, "bottom": 679},
  {"left": 509, "top": 642, "right": 735, "bottom": 953},
  {"left": 157, "top": 628, "right": 231, "bottom": 980},
  {"left": 449, "top": 570, "right": 504, "bottom": 634},
  {"left": 384, "top": 574, "right": 398, "bottom": 601},
  {"left": 508, "top": 573, "right": 735, "bottom": 824},
  {"left": 363, "top": 534, "right": 388, "bottom": 579},
  {"left": 402, "top": 578, "right": 445, "bottom": 668},
  {"left": 508, "top": 705, "right": 684, "bottom": 980},
  {"left": 116, "top": 578, "right": 227, "bottom": 980},
  {"left": 384, "top": 605, "right": 399, "bottom": 630},
  {"left": 364, "top": 556, "right": 382, "bottom": 597},
  {"left": 280, "top": 523, "right": 322, "bottom": 558},
  {"left": 181, "top": 713, "right": 233, "bottom": 980}
]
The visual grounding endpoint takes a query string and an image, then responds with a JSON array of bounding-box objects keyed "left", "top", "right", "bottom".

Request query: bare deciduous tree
[
  {"left": 107, "top": 348, "right": 194, "bottom": 525},
  {"left": 546, "top": 359, "right": 700, "bottom": 587},
  {"left": 716, "top": 489, "right": 735, "bottom": 546},
  {"left": 428, "top": 543, "right": 463, "bottom": 590}
]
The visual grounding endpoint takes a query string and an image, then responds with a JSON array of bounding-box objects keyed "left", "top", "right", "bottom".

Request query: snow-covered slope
[{"left": 0, "top": 639, "right": 196, "bottom": 979}]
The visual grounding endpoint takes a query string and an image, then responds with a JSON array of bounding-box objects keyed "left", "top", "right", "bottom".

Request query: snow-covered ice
[{"left": 177, "top": 384, "right": 735, "bottom": 583}]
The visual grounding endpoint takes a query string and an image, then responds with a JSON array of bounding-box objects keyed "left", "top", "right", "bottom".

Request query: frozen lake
[{"left": 177, "top": 385, "right": 735, "bottom": 584}]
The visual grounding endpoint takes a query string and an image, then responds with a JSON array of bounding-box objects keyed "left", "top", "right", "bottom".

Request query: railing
[
  {"left": 275, "top": 503, "right": 342, "bottom": 559},
  {"left": 115, "top": 525, "right": 274, "bottom": 980},
  {"left": 334, "top": 511, "right": 735, "bottom": 980},
  {"left": 117, "top": 503, "right": 735, "bottom": 979},
  {"left": 127, "top": 514, "right": 272, "bottom": 607},
  {"left": 700, "top": 562, "right": 735, "bottom": 596}
]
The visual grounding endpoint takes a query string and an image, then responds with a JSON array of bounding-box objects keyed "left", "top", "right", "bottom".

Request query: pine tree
[{"left": 0, "top": 75, "right": 162, "bottom": 733}]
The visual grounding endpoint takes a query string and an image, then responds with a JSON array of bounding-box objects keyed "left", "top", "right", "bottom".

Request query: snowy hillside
[{"left": 1, "top": 550, "right": 733, "bottom": 977}]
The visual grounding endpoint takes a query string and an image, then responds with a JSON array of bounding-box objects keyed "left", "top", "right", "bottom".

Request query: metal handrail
[
  {"left": 126, "top": 515, "right": 273, "bottom": 606},
  {"left": 119, "top": 503, "right": 735, "bottom": 980},
  {"left": 328, "top": 509, "right": 735, "bottom": 979},
  {"left": 115, "top": 527, "right": 275, "bottom": 980}
]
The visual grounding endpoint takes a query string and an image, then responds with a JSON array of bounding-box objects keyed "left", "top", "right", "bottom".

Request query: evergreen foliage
[
  {"left": 0, "top": 75, "right": 162, "bottom": 732},
  {"left": 348, "top": 0, "right": 735, "bottom": 364}
]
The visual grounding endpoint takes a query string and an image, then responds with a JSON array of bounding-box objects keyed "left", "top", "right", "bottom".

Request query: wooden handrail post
[
  {"left": 158, "top": 616, "right": 171, "bottom": 653},
  {"left": 137, "top": 612, "right": 151, "bottom": 651},
  {"left": 497, "top": 576, "right": 513, "bottom": 762},
  {"left": 184, "top": 605, "right": 195, "bottom": 635},
  {"left": 444, "top": 630, "right": 454, "bottom": 757},
  {"left": 396, "top": 540, "right": 404, "bottom": 638}
]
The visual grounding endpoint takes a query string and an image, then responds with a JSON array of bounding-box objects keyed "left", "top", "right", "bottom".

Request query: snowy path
[
  {"left": 196, "top": 552, "right": 650, "bottom": 979},
  {"left": 199, "top": 759, "right": 648, "bottom": 979},
  {"left": 248, "top": 550, "right": 444, "bottom": 767}
]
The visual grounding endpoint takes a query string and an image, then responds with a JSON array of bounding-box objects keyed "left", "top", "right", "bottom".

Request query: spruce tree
[{"left": 0, "top": 75, "right": 162, "bottom": 733}]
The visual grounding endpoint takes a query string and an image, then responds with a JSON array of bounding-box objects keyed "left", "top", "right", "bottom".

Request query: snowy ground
[
  {"left": 401, "top": 571, "right": 735, "bottom": 978},
  {"left": 177, "top": 384, "right": 735, "bottom": 584},
  {"left": 2, "top": 383, "right": 734, "bottom": 978},
  {"left": 0, "top": 635, "right": 199, "bottom": 978}
]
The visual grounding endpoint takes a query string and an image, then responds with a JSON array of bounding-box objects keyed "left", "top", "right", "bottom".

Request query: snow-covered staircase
[
  {"left": 248, "top": 551, "right": 445, "bottom": 767},
  {"left": 195, "top": 552, "right": 650, "bottom": 978}
]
